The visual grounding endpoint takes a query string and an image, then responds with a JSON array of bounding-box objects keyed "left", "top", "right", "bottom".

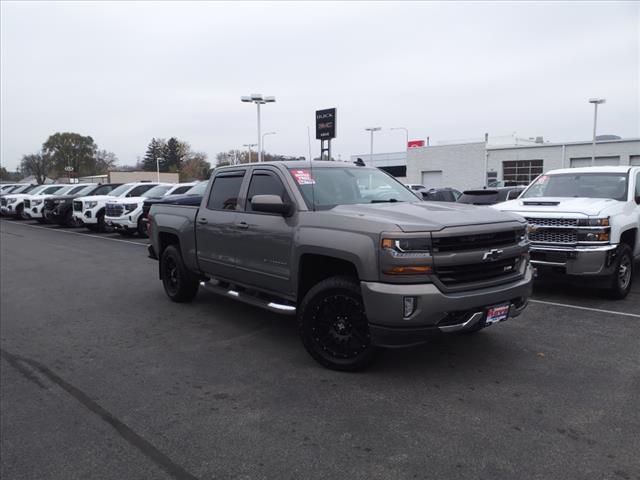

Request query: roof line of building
[{"left": 487, "top": 137, "right": 640, "bottom": 150}]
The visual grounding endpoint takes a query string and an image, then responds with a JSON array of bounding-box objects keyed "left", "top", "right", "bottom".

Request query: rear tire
[
  {"left": 298, "top": 276, "right": 377, "bottom": 371},
  {"left": 607, "top": 244, "right": 633, "bottom": 299},
  {"left": 160, "top": 245, "right": 199, "bottom": 302}
]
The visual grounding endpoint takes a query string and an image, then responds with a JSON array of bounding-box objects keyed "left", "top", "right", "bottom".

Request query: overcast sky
[{"left": 1, "top": 1, "right": 638, "bottom": 171}]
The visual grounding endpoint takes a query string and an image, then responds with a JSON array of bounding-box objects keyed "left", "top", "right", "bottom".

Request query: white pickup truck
[{"left": 494, "top": 166, "right": 639, "bottom": 298}]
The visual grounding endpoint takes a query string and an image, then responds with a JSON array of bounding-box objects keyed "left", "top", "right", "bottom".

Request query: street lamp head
[
  {"left": 250, "top": 93, "right": 264, "bottom": 101},
  {"left": 365, "top": 127, "right": 382, "bottom": 132},
  {"left": 264, "top": 96, "right": 276, "bottom": 103},
  {"left": 241, "top": 96, "right": 252, "bottom": 102},
  {"left": 589, "top": 98, "right": 606, "bottom": 104}
]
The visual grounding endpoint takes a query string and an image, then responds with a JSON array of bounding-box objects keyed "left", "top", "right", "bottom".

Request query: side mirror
[{"left": 251, "top": 194, "right": 292, "bottom": 216}]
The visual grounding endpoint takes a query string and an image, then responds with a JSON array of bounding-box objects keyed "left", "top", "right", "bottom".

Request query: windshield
[
  {"left": 69, "top": 184, "right": 95, "bottom": 195},
  {"left": 522, "top": 173, "right": 628, "bottom": 201},
  {"left": 186, "top": 182, "right": 207, "bottom": 195},
  {"left": 144, "top": 185, "right": 172, "bottom": 197},
  {"left": 107, "top": 183, "right": 136, "bottom": 197},
  {"left": 288, "top": 165, "right": 418, "bottom": 209},
  {"left": 40, "top": 186, "right": 64, "bottom": 195},
  {"left": 53, "top": 185, "right": 77, "bottom": 195}
]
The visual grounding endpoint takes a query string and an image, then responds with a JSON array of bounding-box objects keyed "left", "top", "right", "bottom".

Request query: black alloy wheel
[
  {"left": 160, "top": 245, "right": 199, "bottom": 302},
  {"left": 299, "top": 276, "right": 377, "bottom": 371}
]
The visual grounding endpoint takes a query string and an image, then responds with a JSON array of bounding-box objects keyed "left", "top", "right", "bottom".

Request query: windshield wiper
[{"left": 371, "top": 198, "right": 400, "bottom": 203}]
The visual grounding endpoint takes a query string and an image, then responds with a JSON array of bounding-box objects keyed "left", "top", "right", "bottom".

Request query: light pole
[
  {"left": 241, "top": 93, "right": 276, "bottom": 163},
  {"left": 261, "top": 132, "right": 276, "bottom": 160},
  {"left": 365, "top": 127, "right": 381, "bottom": 164},
  {"left": 390, "top": 127, "right": 409, "bottom": 150},
  {"left": 243, "top": 143, "right": 257, "bottom": 163},
  {"left": 156, "top": 156, "right": 163, "bottom": 182},
  {"left": 588, "top": 98, "right": 606, "bottom": 166}
]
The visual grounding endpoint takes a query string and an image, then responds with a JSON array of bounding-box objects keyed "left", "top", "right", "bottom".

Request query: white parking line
[
  {"left": 530, "top": 299, "right": 640, "bottom": 318},
  {"left": 0, "top": 220, "right": 148, "bottom": 247}
]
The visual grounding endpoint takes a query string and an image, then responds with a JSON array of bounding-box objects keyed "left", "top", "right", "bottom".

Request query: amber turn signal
[{"left": 384, "top": 265, "right": 433, "bottom": 275}]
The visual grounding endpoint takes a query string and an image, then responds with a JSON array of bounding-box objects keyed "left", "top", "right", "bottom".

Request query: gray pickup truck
[{"left": 149, "top": 161, "right": 533, "bottom": 370}]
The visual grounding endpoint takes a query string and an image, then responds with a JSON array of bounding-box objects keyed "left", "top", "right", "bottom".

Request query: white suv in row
[
  {"left": 105, "top": 183, "right": 195, "bottom": 236},
  {"left": 73, "top": 182, "right": 161, "bottom": 232}
]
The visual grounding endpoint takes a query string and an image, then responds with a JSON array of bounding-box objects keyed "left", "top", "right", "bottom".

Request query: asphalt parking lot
[{"left": 1, "top": 218, "right": 639, "bottom": 480}]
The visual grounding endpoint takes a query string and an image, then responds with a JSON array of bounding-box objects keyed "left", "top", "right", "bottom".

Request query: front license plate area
[{"left": 485, "top": 303, "right": 510, "bottom": 325}]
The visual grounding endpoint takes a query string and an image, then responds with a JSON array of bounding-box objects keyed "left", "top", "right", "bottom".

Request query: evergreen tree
[
  {"left": 163, "top": 137, "right": 184, "bottom": 172},
  {"left": 142, "top": 138, "right": 166, "bottom": 172}
]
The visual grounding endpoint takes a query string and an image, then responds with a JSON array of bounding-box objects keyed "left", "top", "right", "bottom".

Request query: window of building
[
  {"left": 629, "top": 155, "right": 640, "bottom": 166},
  {"left": 502, "top": 160, "right": 543, "bottom": 186},
  {"left": 379, "top": 165, "right": 407, "bottom": 177},
  {"left": 207, "top": 172, "right": 245, "bottom": 210},
  {"left": 245, "top": 171, "right": 290, "bottom": 212}
]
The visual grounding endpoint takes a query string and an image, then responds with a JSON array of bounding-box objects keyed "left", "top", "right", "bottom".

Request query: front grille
[
  {"left": 526, "top": 217, "right": 578, "bottom": 227},
  {"left": 529, "top": 230, "right": 576, "bottom": 244},
  {"left": 1, "top": 198, "right": 6, "bottom": 207},
  {"left": 44, "top": 199, "right": 55, "bottom": 210},
  {"left": 436, "top": 257, "right": 521, "bottom": 286},
  {"left": 432, "top": 230, "right": 520, "bottom": 253},
  {"left": 73, "top": 201, "right": 83, "bottom": 212},
  {"left": 105, "top": 204, "right": 124, "bottom": 217},
  {"left": 24, "top": 199, "right": 31, "bottom": 208}
]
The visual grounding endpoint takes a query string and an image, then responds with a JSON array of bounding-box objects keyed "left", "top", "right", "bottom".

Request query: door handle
[
  {"left": 236, "top": 221, "right": 249, "bottom": 230},
  {"left": 197, "top": 218, "right": 208, "bottom": 225}
]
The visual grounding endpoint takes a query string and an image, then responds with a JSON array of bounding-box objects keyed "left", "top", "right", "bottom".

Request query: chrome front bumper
[{"left": 530, "top": 244, "right": 618, "bottom": 276}]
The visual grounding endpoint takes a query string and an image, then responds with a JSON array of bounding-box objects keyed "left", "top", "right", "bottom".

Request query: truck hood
[
  {"left": 106, "top": 196, "right": 147, "bottom": 204},
  {"left": 493, "top": 197, "right": 620, "bottom": 216},
  {"left": 330, "top": 201, "right": 524, "bottom": 232},
  {"left": 74, "top": 194, "right": 117, "bottom": 203}
]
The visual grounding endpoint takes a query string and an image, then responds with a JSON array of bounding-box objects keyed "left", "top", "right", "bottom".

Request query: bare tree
[{"left": 20, "top": 153, "right": 53, "bottom": 184}]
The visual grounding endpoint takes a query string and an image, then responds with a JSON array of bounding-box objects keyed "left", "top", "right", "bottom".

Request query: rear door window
[{"left": 207, "top": 172, "right": 245, "bottom": 210}]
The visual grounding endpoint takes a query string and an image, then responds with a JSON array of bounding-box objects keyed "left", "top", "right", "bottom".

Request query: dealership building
[{"left": 352, "top": 136, "right": 640, "bottom": 191}]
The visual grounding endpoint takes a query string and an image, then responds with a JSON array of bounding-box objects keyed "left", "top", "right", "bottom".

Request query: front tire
[
  {"left": 160, "top": 245, "right": 199, "bottom": 302},
  {"left": 607, "top": 244, "right": 634, "bottom": 299},
  {"left": 96, "top": 211, "right": 106, "bottom": 233},
  {"left": 298, "top": 276, "right": 377, "bottom": 371},
  {"left": 137, "top": 217, "right": 148, "bottom": 238}
]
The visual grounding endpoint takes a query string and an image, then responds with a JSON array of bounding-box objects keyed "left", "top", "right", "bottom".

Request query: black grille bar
[
  {"left": 435, "top": 257, "right": 520, "bottom": 285},
  {"left": 432, "top": 230, "right": 519, "bottom": 253}
]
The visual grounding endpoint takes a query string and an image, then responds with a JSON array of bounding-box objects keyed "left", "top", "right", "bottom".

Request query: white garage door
[
  {"left": 570, "top": 156, "right": 620, "bottom": 167},
  {"left": 421, "top": 170, "right": 443, "bottom": 188}
]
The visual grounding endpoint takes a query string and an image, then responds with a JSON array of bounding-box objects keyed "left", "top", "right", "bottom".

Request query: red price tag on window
[{"left": 291, "top": 169, "right": 315, "bottom": 185}]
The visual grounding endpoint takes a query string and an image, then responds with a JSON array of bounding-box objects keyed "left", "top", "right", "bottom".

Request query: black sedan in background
[
  {"left": 417, "top": 187, "right": 462, "bottom": 202},
  {"left": 457, "top": 186, "right": 525, "bottom": 205}
]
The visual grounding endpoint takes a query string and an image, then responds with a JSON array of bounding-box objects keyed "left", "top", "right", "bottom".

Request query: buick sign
[{"left": 316, "top": 108, "right": 337, "bottom": 140}]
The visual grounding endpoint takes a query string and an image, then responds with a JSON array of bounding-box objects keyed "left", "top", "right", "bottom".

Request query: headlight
[
  {"left": 381, "top": 237, "right": 432, "bottom": 257},
  {"left": 578, "top": 217, "right": 610, "bottom": 226},
  {"left": 124, "top": 203, "right": 138, "bottom": 213},
  {"left": 86, "top": 201, "right": 98, "bottom": 209},
  {"left": 7, "top": 198, "right": 17, "bottom": 204},
  {"left": 577, "top": 230, "right": 610, "bottom": 242},
  {"left": 32, "top": 199, "right": 43, "bottom": 206}
]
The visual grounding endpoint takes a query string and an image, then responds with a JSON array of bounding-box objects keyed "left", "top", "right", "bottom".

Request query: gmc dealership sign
[{"left": 315, "top": 108, "right": 337, "bottom": 140}]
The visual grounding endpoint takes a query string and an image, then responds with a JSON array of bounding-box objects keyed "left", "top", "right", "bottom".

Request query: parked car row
[
  {"left": 1, "top": 181, "right": 206, "bottom": 239},
  {"left": 406, "top": 184, "right": 525, "bottom": 205}
]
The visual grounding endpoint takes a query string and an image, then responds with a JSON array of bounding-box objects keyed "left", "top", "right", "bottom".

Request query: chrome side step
[{"left": 200, "top": 281, "right": 297, "bottom": 315}]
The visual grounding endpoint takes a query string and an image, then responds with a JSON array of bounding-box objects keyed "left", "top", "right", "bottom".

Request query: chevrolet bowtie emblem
[{"left": 482, "top": 249, "right": 504, "bottom": 262}]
